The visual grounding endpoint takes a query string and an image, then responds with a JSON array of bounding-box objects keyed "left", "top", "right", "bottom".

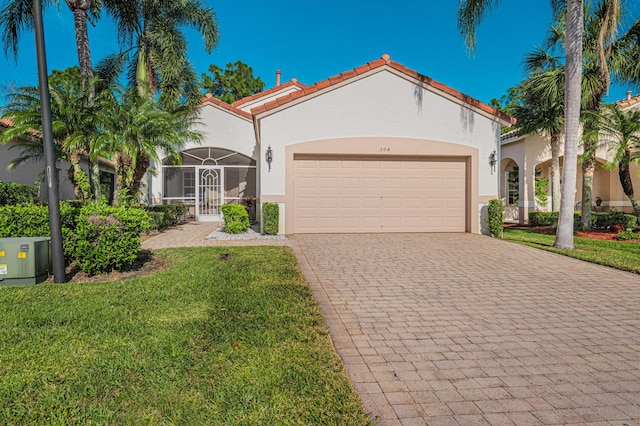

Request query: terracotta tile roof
[
  {"left": 0, "top": 118, "right": 13, "bottom": 128},
  {"left": 500, "top": 128, "right": 523, "bottom": 141},
  {"left": 617, "top": 93, "right": 640, "bottom": 109},
  {"left": 250, "top": 54, "right": 517, "bottom": 126},
  {"left": 198, "top": 93, "right": 252, "bottom": 120},
  {"left": 231, "top": 79, "right": 308, "bottom": 108}
]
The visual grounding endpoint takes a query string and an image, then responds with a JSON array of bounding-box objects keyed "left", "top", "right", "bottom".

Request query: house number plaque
[{"left": 380, "top": 147, "right": 391, "bottom": 152}]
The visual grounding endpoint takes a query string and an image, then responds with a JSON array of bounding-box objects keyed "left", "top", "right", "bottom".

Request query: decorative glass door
[{"left": 196, "top": 167, "right": 223, "bottom": 221}]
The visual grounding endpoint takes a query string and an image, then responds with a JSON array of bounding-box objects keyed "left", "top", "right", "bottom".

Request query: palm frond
[
  {"left": 457, "top": 0, "right": 502, "bottom": 53},
  {"left": 0, "top": 0, "right": 59, "bottom": 60}
]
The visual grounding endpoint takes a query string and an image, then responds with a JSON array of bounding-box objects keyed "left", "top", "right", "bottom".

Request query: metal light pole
[{"left": 32, "top": 0, "right": 66, "bottom": 283}]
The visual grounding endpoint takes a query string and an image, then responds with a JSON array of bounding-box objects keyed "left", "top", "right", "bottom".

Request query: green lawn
[
  {"left": 0, "top": 247, "right": 370, "bottom": 425},
  {"left": 504, "top": 227, "right": 640, "bottom": 274}
]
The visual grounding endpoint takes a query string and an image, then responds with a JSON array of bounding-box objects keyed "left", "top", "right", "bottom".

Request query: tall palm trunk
[
  {"left": 68, "top": 0, "right": 102, "bottom": 201},
  {"left": 619, "top": 156, "right": 640, "bottom": 221},
  {"left": 555, "top": 0, "right": 583, "bottom": 250},
  {"left": 550, "top": 132, "right": 561, "bottom": 211},
  {"left": 580, "top": 122, "right": 598, "bottom": 230},
  {"left": 67, "top": 0, "right": 94, "bottom": 81},
  {"left": 128, "top": 153, "right": 150, "bottom": 203},
  {"left": 89, "top": 159, "right": 102, "bottom": 201},
  {"left": 580, "top": 93, "right": 606, "bottom": 230},
  {"left": 115, "top": 152, "right": 132, "bottom": 204},
  {"left": 69, "top": 151, "right": 90, "bottom": 201}
]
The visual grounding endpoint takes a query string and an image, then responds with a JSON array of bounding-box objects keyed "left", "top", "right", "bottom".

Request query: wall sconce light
[
  {"left": 489, "top": 150, "right": 497, "bottom": 174},
  {"left": 265, "top": 145, "right": 273, "bottom": 172}
]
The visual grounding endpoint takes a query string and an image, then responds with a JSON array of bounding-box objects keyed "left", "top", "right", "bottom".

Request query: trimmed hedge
[
  {"left": 0, "top": 182, "right": 38, "bottom": 206},
  {"left": 530, "top": 210, "right": 637, "bottom": 230},
  {"left": 0, "top": 202, "right": 79, "bottom": 259},
  {"left": 221, "top": 203, "right": 250, "bottom": 234},
  {"left": 67, "top": 203, "right": 151, "bottom": 275},
  {"left": 262, "top": 202, "right": 279, "bottom": 235},
  {"left": 487, "top": 198, "right": 504, "bottom": 238},
  {"left": 0, "top": 201, "right": 150, "bottom": 275}
]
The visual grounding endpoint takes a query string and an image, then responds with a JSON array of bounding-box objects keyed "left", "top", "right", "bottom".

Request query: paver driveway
[{"left": 290, "top": 233, "right": 640, "bottom": 426}]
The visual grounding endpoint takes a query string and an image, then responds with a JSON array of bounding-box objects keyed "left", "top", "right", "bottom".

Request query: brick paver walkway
[{"left": 291, "top": 233, "right": 640, "bottom": 425}]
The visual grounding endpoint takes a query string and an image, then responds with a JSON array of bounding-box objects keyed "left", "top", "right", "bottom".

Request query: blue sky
[{"left": 1, "top": 0, "right": 639, "bottom": 105}]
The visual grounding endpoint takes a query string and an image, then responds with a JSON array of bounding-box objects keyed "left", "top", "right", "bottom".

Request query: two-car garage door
[{"left": 292, "top": 156, "right": 467, "bottom": 233}]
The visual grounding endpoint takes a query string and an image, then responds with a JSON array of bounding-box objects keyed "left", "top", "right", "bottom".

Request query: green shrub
[
  {"left": 606, "top": 210, "right": 637, "bottom": 229},
  {"left": 69, "top": 203, "right": 151, "bottom": 275},
  {"left": 0, "top": 182, "right": 39, "bottom": 206},
  {"left": 148, "top": 211, "right": 166, "bottom": 231},
  {"left": 0, "top": 202, "right": 79, "bottom": 259},
  {"left": 529, "top": 211, "right": 558, "bottom": 226},
  {"left": 146, "top": 204, "right": 188, "bottom": 230},
  {"left": 262, "top": 202, "right": 279, "bottom": 235},
  {"left": 221, "top": 203, "right": 249, "bottom": 233},
  {"left": 534, "top": 170, "right": 549, "bottom": 207},
  {"left": 486, "top": 198, "right": 504, "bottom": 238},
  {"left": 531, "top": 210, "right": 636, "bottom": 231},
  {"left": 225, "top": 221, "right": 246, "bottom": 234},
  {"left": 615, "top": 229, "right": 639, "bottom": 240},
  {"left": 592, "top": 213, "right": 611, "bottom": 230},
  {"left": 584, "top": 211, "right": 636, "bottom": 230}
]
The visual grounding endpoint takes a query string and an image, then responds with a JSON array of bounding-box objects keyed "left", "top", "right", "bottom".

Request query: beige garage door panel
[{"left": 293, "top": 158, "right": 467, "bottom": 233}]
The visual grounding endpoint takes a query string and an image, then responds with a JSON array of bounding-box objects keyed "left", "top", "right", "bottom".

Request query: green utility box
[{"left": 0, "top": 237, "right": 51, "bottom": 286}]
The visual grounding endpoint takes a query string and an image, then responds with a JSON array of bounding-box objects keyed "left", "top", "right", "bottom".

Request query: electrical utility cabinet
[{"left": 0, "top": 237, "right": 51, "bottom": 286}]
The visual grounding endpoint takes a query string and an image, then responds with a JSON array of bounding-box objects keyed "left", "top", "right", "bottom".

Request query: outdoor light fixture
[
  {"left": 489, "top": 149, "right": 497, "bottom": 174},
  {"left": 266, "top": 145, "right": 273, "bottom": 172}
]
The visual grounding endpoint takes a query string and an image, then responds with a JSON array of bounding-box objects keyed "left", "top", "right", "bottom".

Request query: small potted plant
[{"left": 595, "top": 196, "right": 602, "bottom": 207}]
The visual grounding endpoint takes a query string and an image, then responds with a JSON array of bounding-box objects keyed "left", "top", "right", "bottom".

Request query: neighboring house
[
  {"left": 0, "top": 118, "right": 116, "bottom": 203},
  {"left": 501, "top": 92, "right": 640, "bottom": 224},
  {"left": 149, "top": 54, "right": 515, "bottom": 235}
]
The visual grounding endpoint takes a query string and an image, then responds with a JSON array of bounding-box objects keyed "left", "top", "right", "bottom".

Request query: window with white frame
[{"left": 506, "top": 166, "right": 519, "bottom": 206}]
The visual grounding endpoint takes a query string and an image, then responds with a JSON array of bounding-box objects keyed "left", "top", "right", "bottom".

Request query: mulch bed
[{"left": 45, "top": 250, "right": 169, "bottom": 284}]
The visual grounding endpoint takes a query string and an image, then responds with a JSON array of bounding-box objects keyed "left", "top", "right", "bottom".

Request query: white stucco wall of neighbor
[
  {"left": 149, "top": 103, "right": 257, "bottom": 203},
  {"left": 0, "top": 142, "right": 102, "bottom": 201},
  {"left": 257, "top": 68, "right": 503, "bottom": 234}
]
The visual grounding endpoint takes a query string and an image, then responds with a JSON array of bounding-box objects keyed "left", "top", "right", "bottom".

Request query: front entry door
[{"left": 196, "top": 167, "right": 223, "bottom": 221}]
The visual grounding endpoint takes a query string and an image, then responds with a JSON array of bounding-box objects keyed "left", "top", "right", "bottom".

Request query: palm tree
[
  {"left": 0, "top": 67, "right": 107, "bottom": 201},
  {"left": 458, "top": 0, "right": 583, "bottom": 249},
  {"left": 1, "top": 0, "right": 100, "bottom": 82},
  {"left": 98, "top": 0, "right": 219, "bottom": 109},
  {"left": 513, "top": 50, "right": 566, "bottom": 211},
  {"left": 596, "top": 103, "right": 640, "bottom": 221},
  {"left": 537, "top": 2, "right": 639, "bottom": 230},
  {"left": 96, "top": 89, "right": 203, "bottom": 203}
]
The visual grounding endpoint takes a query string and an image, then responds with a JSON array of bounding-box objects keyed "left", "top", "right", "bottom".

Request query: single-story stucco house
[
  {"left": 149, "top": 54, "right": 516, "bottom": 235},
  {"left": 500, "top": 92, "right": 640, "bottom": 224},
  {"left": 0, "top": 118, "right": 116, "bottom": 203}
]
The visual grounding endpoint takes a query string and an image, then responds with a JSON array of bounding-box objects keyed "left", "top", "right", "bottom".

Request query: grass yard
[
  {"left": 504, "top": 227, "right": 640, "bottom": 274},
  {"left": 0, "top": 247, "right": 370, "bottom": 425}
]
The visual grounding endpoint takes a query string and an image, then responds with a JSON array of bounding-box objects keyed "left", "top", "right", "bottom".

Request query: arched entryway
[{"left": 162, "top": 147, "right": 256, "bottom": 221}]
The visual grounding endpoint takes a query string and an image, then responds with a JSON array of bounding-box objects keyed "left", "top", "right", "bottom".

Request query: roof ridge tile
[
  {"left": 235, "top": 54, "right": 516, "bottom": 125},
  {"left": 231, "top": 80, "right": 307, "bottom": 107},
  {"left": 199, "top": 95, "right": 252, "bottom": 120}
]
